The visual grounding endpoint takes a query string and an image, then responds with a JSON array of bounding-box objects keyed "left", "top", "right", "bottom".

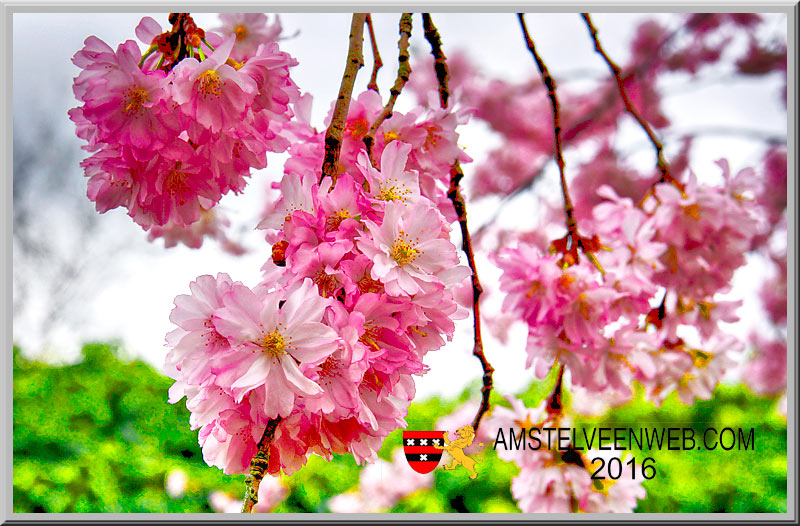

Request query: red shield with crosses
[{"left": 403, "top": 431, "right": 446, "bottom": 474}]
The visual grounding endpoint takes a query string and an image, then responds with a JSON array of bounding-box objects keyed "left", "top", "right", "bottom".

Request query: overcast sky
[{"left": 11, "top": 11, "right": 788, "bottom": 400}]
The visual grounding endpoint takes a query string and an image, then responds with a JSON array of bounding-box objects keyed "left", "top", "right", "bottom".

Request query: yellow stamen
[
  {"left": 359, "top": 325, "right": 383, "bottom": 351},
  {"left": 683, "top": 203, "right": 701, "bottom": 220},
  {"left": 325, "top": 209, "right": 351, "bottom": 231},
  {"left": 576, "top": 293, "right": 591, "bottom": 320},
  {"left": 259, "top": 330, "right": 286, "bottom": 357},
  {"left": 198, "top": 70, "right": 223, "bottom": 97},
  {"left": 390, "top": 238, "right": 420, "bottom": 266},
  {"left": 357, "top": 274, "right": 383, "bottom": 294},
  {"left": 319, "top": 356, "right": 339, "bottom": 377},
  {"left": 225, "top": 57, "right": 244, "bottom": 70},
  {"left": 163, "top": 165, "right": 190, "bottom": 204},
  {"left": 410, "top": 326, "right": 428, "bottom": 337},
  {"left": 423, "top": 125, "right": 441, "bottom": 150},
  {"left": 234, "top": 24, "right": 248, "bottom": 40},
  {"left": 121, "top": 86, "right": 149, "bottom": 116},
  {"left": 690, "top": 348, "right": 713, "bottom": 368},
  {"left": 526, "top": 280, "right": 542, "bottom": 299}
]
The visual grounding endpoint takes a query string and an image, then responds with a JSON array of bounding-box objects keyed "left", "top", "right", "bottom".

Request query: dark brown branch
[
  {"left": 241, "top": 417, "right": 282, "bottom": 513},
  {"left": 321, "top": 13, "right": 367, "bottom": 184},
  {"left": 363, "top": 13, "right": 413, "bottom": 167},
  {"left": 422, "top": 13, "right": 493, "bottom": 433},
  {"left": 517, "top": 13, "right": 575, "bottom": 236},
  {"left": 581, "top": 13, "right": 673, "bottom": 184},
  {"left": 421, "top": 13, "right": 450, "bottom": 109},
  {"left": 449, "top": 162, "right": 494, "bottom": 433},
  {"left": 474, "top": 24, "right": 683, "bottom": 240},
  {"left": 365, "top": 14, "right": 383, "bottom": 93}
]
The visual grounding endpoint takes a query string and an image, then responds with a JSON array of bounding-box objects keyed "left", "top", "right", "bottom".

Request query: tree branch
[
  {"left": 321, "top": 13, "right": 367, "bottom": 184},
  {"left": 363, "top": 13, "right": 413, "bottom": 167},
  {"left": 581, "top": 13, "right": 674, "bottom": 185},
  {"left": 517, "top": 13, "right": 575, "bottom": 236},
  {"left": 365, "top": 14, "right": 383, "bottom": 94},
  {"left": 241, "top": 417, "right": 282, "bottom": 513},
  {"left": 421, "top": 13, "right": 493, "bottom": 433},
  {"left": 421, "top": 13, "right": 450, "bottom": 109}
]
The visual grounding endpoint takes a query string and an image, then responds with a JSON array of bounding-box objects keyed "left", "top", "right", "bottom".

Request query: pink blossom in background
[
  {"left": 328, "top": 448, "right": 432, "bottom": 513},
  {"left": 165, "top": 468, "right": 188, "bottom": 499}
]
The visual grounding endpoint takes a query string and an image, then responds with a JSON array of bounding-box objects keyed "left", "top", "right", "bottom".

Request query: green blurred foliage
[{"left": 13, "top": 344, "right": 786, "bottom": 513}]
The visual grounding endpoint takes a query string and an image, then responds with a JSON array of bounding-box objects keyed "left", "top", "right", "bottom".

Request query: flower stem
[{"left": 241, "top": 417, "right": 282, "bottom": 513}]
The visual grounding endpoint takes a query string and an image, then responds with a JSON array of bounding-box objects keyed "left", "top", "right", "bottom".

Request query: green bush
[{"left": 13, "top": 344, "right": 786, "bottom": 513}]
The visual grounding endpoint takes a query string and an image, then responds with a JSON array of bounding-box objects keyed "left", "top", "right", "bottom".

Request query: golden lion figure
[{"left": 434, "top": 425, "right": 479, "bottom": 479}]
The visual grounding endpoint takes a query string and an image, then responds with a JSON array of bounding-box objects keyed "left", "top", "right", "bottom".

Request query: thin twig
[
  {"left": 321, "top": 13, "right": 367, "bottom": 184},
  {"left": 474, "top": 20, "right": 685, "bottom": 241},
  {"left": 581, "top": 13, "right": 673, "bottom": 184},
  {"left": 422, "top": 13, "right": 493, "bottom": 433},
  {"left": 517, "top": 13, "right": 576, "bottom": 236},
  {"left": 363, "top": 13, "right": 413, "bottom": 167},
  {"left": 241, "top": 417, "right": 282, "bottom": 513},
  {"left": 365, "top": 14, "right": 383, "bottom": 93},
  {"left": 449, "top": 162, "right": 494, "bottom": 433}
]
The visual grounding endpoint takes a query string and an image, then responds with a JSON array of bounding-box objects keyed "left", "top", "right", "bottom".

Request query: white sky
[{"left": 11, "top": 12, "right": 788, "bottom": 400}]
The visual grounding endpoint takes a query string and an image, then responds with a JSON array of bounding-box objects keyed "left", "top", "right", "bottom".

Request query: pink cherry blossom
[
  {"left": 211, "top": 279, "right": 339, "bottom": 417},
  {"left": 358, "top": 201, "right": 460, "bottom": 296},
  {"left": 215, "top": 13, "right": 283, "bottom": 62}
]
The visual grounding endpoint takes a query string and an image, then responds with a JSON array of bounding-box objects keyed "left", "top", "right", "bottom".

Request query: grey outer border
[{"left": 2, "top": 0, "right": 796, "bottom": 523}]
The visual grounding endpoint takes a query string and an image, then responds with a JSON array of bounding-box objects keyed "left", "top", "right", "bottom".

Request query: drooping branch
[
  {"left": 365, "top": 14, "right": 383, "bottom": 93},
  {"left": 422, "top": 13, "right": 493, "bottom": 433},
  {"left": 449, "top": 162, "right": 494, "bottom": 433},
  {"left": 241, "top": 417, "right": 282, "bottom": 513},
  {"left": 581, "top": 13, "right": 674, "bottom": 185},
  {"left": 421, "top": 13, "right": 450, "bottom": 109},
  {"left": 518, "top": 14, "right": 605, "bottom": 272},
  {"left": 517, "top": 13, "right": 575, "bottom": 235},
  {"left": 474, "top": 23, "right": 684, "bottom": 240},
  {"left": 363, "top": 13, "right": 413, "bottom": 167},
  {"left": 320, "top": 13, "right": 367, "bottom": 184}
]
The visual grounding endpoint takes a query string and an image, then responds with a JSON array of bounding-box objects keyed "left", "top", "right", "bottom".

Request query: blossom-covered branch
[
  {"left": 321, "top": 13, "right": 367, "bottom": 183},
  {"left": 363, "top": 13, "right": 413, "bottom": 166},
  {"left": 422, "top": 13, "right": 493, "bottom": 432}
]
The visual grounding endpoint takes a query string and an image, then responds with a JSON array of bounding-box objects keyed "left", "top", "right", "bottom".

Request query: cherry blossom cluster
[
  {"left": 494, "top": 161, "right": 768, "bottom": 405},
  {"left": 70, "top": 13, "right": 299, "bottom": 244},
  {"left": 484, "top": 395, "right": 646, "bottom": 513},
  {"left": 164, "top": 87, "right": 471, "bottom": 476}
]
